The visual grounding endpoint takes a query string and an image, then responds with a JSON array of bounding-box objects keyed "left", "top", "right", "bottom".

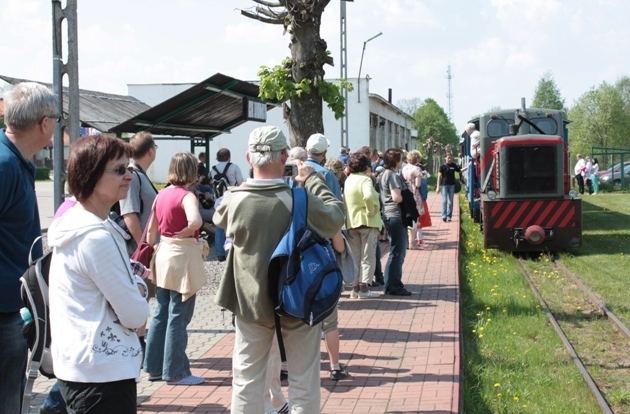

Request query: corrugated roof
[
  {"left": 0, "top": 74, "right": 151, "bottom": 133},
  {"left": 110, "top": 73, "right": 278, "bottom": 139}
]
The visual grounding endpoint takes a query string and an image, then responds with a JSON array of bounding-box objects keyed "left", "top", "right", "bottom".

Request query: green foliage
[
  {"left": 257, "top": 59, "right": 353, "bottom": 120},
  {"left": 531, "top": 71, "right": 566, "bottom": 111},
  {"left": 35, "top": 167, "right": 50, "bottom": 181},
  {"left": 0, "top": 116, "right": 5, "bottom": 129},
  {"left": 568, "top": 81, "right": 630, "bottom": 156},
  {"left": 412, "top": 98, "right": 457, "bottom": 148}
]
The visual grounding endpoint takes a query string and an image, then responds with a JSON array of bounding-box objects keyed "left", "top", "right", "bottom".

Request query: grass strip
[{"left": 460, "top": 203, "right": 601, "bottom": 414}]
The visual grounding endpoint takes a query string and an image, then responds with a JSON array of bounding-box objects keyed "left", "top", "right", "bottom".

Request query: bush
[{"left": 35, "top": 167, "right": 50, "bottom": 181}]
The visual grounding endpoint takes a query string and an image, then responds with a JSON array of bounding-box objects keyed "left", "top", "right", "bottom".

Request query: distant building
[{"left": 128, "top": 77, "right": 416, "bottom": 182}]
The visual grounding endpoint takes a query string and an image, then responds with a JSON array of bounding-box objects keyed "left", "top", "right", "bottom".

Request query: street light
[{"left": 357, "top": 31, "right": 382, "bottom": 103}]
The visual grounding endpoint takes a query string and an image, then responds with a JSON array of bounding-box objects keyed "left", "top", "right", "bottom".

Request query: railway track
[{"left": 515, "top": 257, "right": 630, "bottom": 414}]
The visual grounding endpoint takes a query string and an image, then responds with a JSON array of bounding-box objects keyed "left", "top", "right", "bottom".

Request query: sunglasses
[{"left": 105, "top": 166, "right": 134, "bottom": 176}]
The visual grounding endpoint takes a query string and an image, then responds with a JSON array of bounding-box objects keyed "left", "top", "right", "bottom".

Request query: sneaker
[
  {"left": 277, "top": 402, "right": 290, "bottom": 414},
  {"left": 447, "top": 217, "right": 452, "bottom": 222},
  {"left": 350, "top": 290, "right": 359, "bottom": 299},
  {"left": 358, "top": 290, "right": 380, "bottom": 299},
  {"left": 330, "top": 364, "right": 349, "bottom": 380},
  {"left": 417, "top": 241, "right": 425, "bottom": 249},
  {"left": 442, "top": 217, "right": 447, "bottom": 222}
]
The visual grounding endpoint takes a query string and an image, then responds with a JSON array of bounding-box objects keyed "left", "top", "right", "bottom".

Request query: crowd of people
[{"left": 1, "top": 81, "right": 461, "bottom": 414}]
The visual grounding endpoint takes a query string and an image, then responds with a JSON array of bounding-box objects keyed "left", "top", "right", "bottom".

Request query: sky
[{"left": 2, "top": 0, "right": 629, "bottom": 134}]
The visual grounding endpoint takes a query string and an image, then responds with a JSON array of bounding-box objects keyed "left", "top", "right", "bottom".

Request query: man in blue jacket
[{"left": 0, "top": 82, "right": 58, "bottom": 413}]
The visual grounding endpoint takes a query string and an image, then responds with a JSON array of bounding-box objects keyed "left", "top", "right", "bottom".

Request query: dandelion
[
  {"left": 486, "top": 306, "right": 491, "bottom": 310},
  {"left": 494, "top": 383, "right": 500, "bottom": 388},
  {"left": 479, "top": 334, "right": 484, "bottom": 338},
  {"left": 487, "top": 318, "right": 492, "bottom": 322},
  {"left": 513, "top": 396, "right": 519, "bottom": 401},
  {"left": 497, "top": 393, "right": 502, "bottom": 398},
  {"left": 479, "top": 327, "right": 484, "bottom": 331}
]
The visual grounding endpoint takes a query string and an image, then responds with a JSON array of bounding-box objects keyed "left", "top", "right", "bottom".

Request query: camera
[{"left": 284, "top": 163, "right": 298, "bottom": 177}]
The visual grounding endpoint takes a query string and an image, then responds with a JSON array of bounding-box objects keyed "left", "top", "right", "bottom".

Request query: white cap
[{"left": 306, "top": 133, "right": 330, "bottom": 154}]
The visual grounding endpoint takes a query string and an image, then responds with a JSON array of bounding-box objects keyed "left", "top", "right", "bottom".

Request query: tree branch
[
  {"left": 252, "top": 0, "right": 283, "bottom": 7},
  {"left": 240, "top": 9, "right": 285, "bottom": 25}
]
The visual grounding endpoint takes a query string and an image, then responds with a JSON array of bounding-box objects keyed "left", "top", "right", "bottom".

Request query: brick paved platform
[{"left": 29, "top": 192, "right": 461, "bottom": 414}]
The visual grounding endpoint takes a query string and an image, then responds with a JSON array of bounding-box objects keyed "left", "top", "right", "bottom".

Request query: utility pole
[
  {"left": 339, "top": 1, "right": 349, "bottom": 148},
  {"left": 52, "top": 0, "right": 80, "bottom": 210},
  {"left": 446, "top": 65, "right": 453, "bottom": 122}
]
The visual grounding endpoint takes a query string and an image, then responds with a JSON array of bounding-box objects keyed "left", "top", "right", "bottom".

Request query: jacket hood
[{"left": 47, "top": 207, "right": 107, "bottom": 249}]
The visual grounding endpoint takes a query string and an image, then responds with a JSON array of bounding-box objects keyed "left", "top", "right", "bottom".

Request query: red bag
[
  {"left": 131, "top": 205, "right": 155, "bottom": 268},
  {"left": 131, "top": 241, "right": 153, "bottom": 269}
]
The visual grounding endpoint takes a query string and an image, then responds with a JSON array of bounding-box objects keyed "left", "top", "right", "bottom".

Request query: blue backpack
[{"left": 269, "top": 188, "right": 343, "bottom": 327}]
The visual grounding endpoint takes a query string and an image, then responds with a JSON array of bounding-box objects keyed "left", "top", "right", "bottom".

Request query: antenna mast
[{"left": 446, "top": 65, "right": 453, "bottom": 121}]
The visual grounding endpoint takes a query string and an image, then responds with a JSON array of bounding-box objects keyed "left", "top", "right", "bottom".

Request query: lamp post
[{"left": 357, "top": 32, "right": 382, "bottom": 103}]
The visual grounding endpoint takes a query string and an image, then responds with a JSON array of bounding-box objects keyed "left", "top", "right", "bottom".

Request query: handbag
[
  {"left": 131, "top": 203, "right": 156, "bottom": 268},
  {"left": 454, "top": 180, "right": 462, "bottom": 194}
]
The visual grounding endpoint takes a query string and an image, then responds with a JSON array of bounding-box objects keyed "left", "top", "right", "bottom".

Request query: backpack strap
[{"left": 274, "top": 187, "right": 307, "bottom": 362}]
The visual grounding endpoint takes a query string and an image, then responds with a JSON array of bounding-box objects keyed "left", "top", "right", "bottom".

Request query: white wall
[{"left": 128, "top": 78, "right": 410, "bottom": 184}]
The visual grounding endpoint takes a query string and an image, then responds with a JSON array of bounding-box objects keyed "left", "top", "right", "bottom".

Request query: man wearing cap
[
  {"left": 305, "top": 133, "right": 343, "bottom": 200},
  {"left": 0, "top": 82, "right": 57, "bottom": 413},
  {"left": 214, "top": 126, "right": 344, "bottom": 413}
]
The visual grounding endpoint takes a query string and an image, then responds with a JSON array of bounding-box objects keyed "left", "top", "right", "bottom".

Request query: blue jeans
[
  {"left": 374, "top": 240, "right": 383, "bottom": 279},
  {"left": 215, "top": 226, "right": 226, "bottom": 258},
  {"left": 0, "top": 312, "right": 28, "bottom": 414},
  {"left": 441, "top": 184, "right": 455, "bottom": 219},
  {"left": 383, "top": 217, "right": 407, "bottom": 294},
  {"left": 43, "top": 382, "right": 66, "bottom": 410},
  {"left": 144, "top": 288, "right": 196, "bottom": 381}
]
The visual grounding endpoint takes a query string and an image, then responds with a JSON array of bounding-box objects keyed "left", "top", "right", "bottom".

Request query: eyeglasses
[
  {"left": 105, "top": 166, "right": 134, "bottom": 176},
  {"left": 154, "top": 145, "right": 159, "bottom": 150}
]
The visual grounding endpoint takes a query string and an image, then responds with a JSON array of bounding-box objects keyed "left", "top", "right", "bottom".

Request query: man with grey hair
[
  {"left": 288, "top": 146, "right": 307, "bottom": 163},
  {"left": 213, "top": 126, "right": 344, "bottom": 413},
  {"left": 305, "top": 133, "right": 342, "bottom": 200},
  {"left": 0, "top": 82, "right": 58, "bottom": 413}
]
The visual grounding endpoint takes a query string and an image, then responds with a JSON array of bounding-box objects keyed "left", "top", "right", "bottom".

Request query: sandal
[
  {"left": 167, "top": 375, "right": 205, "bottom": 385},
  {"left": 330, "top": 364, "right": 349, "bottom": 380}
]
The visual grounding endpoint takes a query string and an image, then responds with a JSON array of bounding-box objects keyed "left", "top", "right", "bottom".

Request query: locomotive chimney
[
  {"left": 388, "top": 88, "right": 392, "bottom": 103},
  {"left": 521, "top": 97, "right": 526, "bottom": 112}
]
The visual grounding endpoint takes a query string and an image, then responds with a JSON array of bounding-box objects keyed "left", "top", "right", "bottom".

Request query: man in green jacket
[{"left": 214, "top": 126, "right": 344, "bottom": 414}]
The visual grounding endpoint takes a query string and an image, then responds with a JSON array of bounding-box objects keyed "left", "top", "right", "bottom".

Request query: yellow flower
[
  {"left": 497, "top": 393, "right": 502, "bottom": 398},
  {"left": 478, "top": 334, "right": 484, "bottom": 338},
  {"left": 513, "top": 396, "right": 519, "bottom": 401},
  {"left": 486, "top": 306, "right": 491, "bottom": 310},
  {"left": 494, "top": 383, "right": 500, "bottom": 388}
]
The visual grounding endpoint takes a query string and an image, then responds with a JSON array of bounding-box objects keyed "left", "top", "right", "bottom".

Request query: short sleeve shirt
[
  {"left": 380, "top": 170, "right": 407, "bottom": 219},
  {"left": 212, "top": 161, "right": 244, "bottom": 187},
  {"left": 439, "top": 162, "right": 461, "bottom": 185}
]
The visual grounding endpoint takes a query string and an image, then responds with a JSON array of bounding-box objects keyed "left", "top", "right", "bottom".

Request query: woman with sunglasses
[{"left": 47, "top": 134, "right": 151, "bottom": 413}]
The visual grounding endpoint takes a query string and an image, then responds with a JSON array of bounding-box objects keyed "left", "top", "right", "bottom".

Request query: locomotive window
[
  {"left": 507, "top": 146, "right": 557, "bottom": 194},
  {"left": 532, "top": 118, "right": 558, "bottom": 135},
  {"left": 487, "top": 119, "right": 514, "bottom": 137}
]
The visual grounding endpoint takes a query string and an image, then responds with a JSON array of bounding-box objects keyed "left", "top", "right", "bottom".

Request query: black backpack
[
  {"left": 212, "top": 162, "right": 232, "bottom": 198},
  {"left": 20, "top": 237, "right": 55, "bottom": 413}
]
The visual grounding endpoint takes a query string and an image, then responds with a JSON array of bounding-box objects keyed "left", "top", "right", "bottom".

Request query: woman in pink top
[{"left": 144, "top": 153, "right": 206, "bottom": 386}]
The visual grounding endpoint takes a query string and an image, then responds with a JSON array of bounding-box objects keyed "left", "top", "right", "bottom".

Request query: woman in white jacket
[{"left": 48, "top": 134, "right": 150, "bottom": 413}]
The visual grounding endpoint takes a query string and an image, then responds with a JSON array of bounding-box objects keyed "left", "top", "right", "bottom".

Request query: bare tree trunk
[{"left": 283, "top": 0, "right": 329, "bottom": 147}]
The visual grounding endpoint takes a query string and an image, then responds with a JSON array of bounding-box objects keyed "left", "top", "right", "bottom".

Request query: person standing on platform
[
  {"left": 574, "top": 154, "right": 586, "bottom": 195},
  {"left": 0, "top": 82, "right": 57, "bottom": 414},
  {"left": 214, "top": 126, "right": 344, "bottom": 413},
  {"left": 436, "top": 153, "right": 461, "bottom": 222},
  {"left": 211, "top": 148, "right": 243, "bottom": 262}
]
